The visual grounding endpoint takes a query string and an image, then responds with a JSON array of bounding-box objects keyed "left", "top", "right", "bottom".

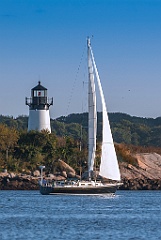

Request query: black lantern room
[{"left": 26, "top": 81, "right": 53, "bottom": 110}]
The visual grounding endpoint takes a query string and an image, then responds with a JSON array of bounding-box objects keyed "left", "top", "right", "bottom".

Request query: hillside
[{"left": 0, "top": 112, "right": 161, "bottom": 146}]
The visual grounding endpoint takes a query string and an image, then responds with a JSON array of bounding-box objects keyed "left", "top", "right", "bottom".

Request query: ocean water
[{"left": 0, "top": 191, "right": 161, "bottom": 240}]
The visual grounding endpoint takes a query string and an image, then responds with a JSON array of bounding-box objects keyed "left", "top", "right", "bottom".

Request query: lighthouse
[{"left": 26, "top": 81, "right": 53, "bottom": 133}]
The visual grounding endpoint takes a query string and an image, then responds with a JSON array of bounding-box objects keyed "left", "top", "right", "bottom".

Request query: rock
[
  {"left": 119, "top": 178, "right": 161, "bottom": 190},
  {"left": 0, "top": 172, "right": 9, "bottom": 177},
  {"left": 57, "top": 159, "right": 76, "bottom": 175},
  {"left": 9, "top": 172, "right": 16, "bottom": 178},
  {"left": 61, "top": 171, "right": 67, "bottom": 178},
  {"left": 48, "top": 173, "right": 55, "bottom": 179},
  {"left": 119, "top": 152, "right": 161, "bottom": 180},
  {"left": 67, "top": 171, "right": 76, "bottom": 178},
  {"left": 52, "top": 175, "right": 66, "bottom": 181},
  {"left": 75, "top": 174, "right": 81, "bottom": 179},
  {"left": 33, "top": 170, "right": 40, "bottom": 177}
]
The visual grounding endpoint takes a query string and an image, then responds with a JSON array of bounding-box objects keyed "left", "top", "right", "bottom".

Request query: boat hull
[{"left": 39, "top": 184, "right": 119, "bottom": 195}]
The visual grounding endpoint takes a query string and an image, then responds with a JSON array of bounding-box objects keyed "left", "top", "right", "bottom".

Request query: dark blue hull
[{"left": 39, "top": 184, "right": 118, "bottom": 195}]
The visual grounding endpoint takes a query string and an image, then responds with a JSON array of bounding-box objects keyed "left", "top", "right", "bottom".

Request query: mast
[
  {"left": 87, "top": 38, "right": 97, "bottom": 180},
  {"left": 79, "top": 125, "right": 83, "bottom": 180}
]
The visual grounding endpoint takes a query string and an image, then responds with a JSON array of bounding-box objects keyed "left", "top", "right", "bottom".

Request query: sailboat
[{"left": 39, "top": 38, "right": 122, "bottom": 195}]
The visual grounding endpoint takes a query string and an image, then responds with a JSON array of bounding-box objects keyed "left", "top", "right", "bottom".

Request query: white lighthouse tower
[{"left": 26, "top": 81, "right": 53, "bottom": 133}]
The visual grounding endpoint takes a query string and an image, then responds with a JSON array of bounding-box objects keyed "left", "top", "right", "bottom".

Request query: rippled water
[{"left": 0, "top": 190, "right": 161, "bottom": 239}]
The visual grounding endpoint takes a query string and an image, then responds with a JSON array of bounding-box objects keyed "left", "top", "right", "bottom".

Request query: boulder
[
  {"left": 57, "top": 159, "right": 76, "bottom": 175},
  {"left": 67, "top": 171, "right": 76, "bottom": 178},
  {"left": 9, "top": 172, "right": 16, "bottom": 178},
  {"left": 48, "top": 173, "right": 55, "bottom": 179},
  {"left": 33, "top": 170, "right": 40, "bottom": 177},
  {"left": 0, "top": 172, "right": 9, "bottom": 177},
  {"left": 62, "top": 171, "right": 67, "bottom": 178}
]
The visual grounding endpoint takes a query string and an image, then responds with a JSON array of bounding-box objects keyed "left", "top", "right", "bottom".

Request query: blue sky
[{"left": 0, "top": 0, "right": 161, "bottom": 119}]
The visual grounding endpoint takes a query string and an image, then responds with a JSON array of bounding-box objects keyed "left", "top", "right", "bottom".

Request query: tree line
[
  {"left": 1, "top": 112, "right": 161, "bottom": 147},
  {"left": 0, "top": 124, "right": 89, "bottom": 174},
  {"left": 0, "top": 112, "right": 161, "bottom": 173}
]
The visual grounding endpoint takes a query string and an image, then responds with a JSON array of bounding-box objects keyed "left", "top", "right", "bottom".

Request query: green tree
[{"left": 0, "top": 124, "right": 19, "bottom": 169}]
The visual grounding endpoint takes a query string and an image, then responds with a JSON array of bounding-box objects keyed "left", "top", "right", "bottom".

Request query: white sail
[
  {"left": 87, "top": 39, "right": 97, "bottom": 176},
  {"left": 89, "top": 43, "right": 121, "bottom": 181}
]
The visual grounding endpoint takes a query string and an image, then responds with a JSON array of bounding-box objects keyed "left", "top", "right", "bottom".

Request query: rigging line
[
  {"left": 65, "top": 44, "right": 86, "bottom": 117},
  {"left": 80, "top": 80, "right": 85, "bottom": 132},
  {"left": 81, "top": 81, "right": 85, "bottom": 114}
]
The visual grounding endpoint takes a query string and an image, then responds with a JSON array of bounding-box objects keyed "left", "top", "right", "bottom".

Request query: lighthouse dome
[{"left": 32, "top": 81, "right": 47, "bottom": 91}]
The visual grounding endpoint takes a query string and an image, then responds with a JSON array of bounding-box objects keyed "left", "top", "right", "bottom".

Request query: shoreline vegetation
[{"left": 0, "top": 113, "right": 161, "bottom": 190}]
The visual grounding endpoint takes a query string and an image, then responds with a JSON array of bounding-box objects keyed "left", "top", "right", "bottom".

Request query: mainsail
[
  {"left": 88, "top": 39, "right": 121, "bottom": 181},
  {"left": 87, "top": 39, "right": 97, "bottom": 177}
]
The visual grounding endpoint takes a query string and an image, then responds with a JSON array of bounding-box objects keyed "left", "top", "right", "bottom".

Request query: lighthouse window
[{"left": 34, "top": 90, "right": 44, "bottom": 97}]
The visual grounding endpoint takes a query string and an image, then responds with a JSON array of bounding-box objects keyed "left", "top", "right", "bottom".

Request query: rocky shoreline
[
  {"left": 0, "top": 174, "right": 39, "bottom": 190},
  {"left": 120, "top": 178, "right": 161, "bottom": 190},
  {"left": 1, "top": 152, "right": 161, "bottom": 191},
  {"left": 0, "top": 174, "right": 161, "bottom": 190}
]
